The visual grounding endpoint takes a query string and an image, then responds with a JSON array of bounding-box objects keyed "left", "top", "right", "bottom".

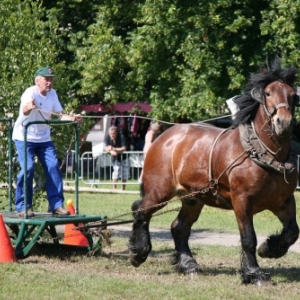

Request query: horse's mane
[{"left": 232, "top": 58, "right": 297, "bottom": 128}]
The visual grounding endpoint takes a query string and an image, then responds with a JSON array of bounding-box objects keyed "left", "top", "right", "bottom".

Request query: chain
[{"left": 74, "top": 184, "right": 214, "bottom": 231}]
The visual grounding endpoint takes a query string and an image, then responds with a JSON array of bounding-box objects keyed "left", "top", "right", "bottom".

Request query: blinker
[{"left": 251, "top": 87, "right": 264, "bottom": 104}]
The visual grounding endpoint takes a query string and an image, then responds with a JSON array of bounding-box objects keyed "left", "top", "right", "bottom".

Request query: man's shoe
[
  {"left": 52, "top": 207, "right": 70, "bottom": 216},
  {"left": 18, "top": 208, "right": 35, "bottom": 218}
]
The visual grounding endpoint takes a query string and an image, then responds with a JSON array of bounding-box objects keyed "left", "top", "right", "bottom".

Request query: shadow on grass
[
  {"left": 25, "top": 243, "right": 300, "bottom": 283},
  {"left": 22, "top": 225, "right": 300, "bottom": 285}
]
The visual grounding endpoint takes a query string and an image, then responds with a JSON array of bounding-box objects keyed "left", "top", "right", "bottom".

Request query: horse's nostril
[{"left": 276, "top": 118, "right": 281, "bottom": 125}]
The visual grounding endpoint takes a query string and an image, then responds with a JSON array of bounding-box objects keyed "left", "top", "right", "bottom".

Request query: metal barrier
[
  {"left": 61, "top": 150, "right": 77, "bottom": 183},
  {"left": 63, "top": 151, "right": 144, "bottom": 187}
]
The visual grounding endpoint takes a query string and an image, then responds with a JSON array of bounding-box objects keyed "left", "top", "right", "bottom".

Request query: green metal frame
[
  {"left": 4, "top": 213, "right": 106, "bottom": 258},
  {"left": 1, "top": 120, "right": 106, "bottom": 258}
]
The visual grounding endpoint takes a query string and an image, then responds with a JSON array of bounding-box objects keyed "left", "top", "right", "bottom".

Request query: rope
[{"left": 35, "top": 107, "right": 232, "bottom": 127}]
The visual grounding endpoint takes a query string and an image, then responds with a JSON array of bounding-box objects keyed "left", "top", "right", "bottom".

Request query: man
[
  {"left": 13, "top": 66, "right": 78, "bottom": 217},
  {"left": 104, "top": 126, "right": 128, "bottom": 190}
]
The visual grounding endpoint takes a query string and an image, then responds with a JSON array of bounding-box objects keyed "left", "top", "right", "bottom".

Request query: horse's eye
[{"left": 265, "top": 92, "right": 270, "bottom": 97}]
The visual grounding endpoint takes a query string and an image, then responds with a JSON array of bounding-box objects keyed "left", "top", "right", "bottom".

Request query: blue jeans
[{"left": 14, "top": 140, "right": 64, "bottom": 212}]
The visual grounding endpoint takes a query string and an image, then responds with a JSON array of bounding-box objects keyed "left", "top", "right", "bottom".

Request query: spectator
[{"left": 104, "top": 125, "right": 129, "bottom": 190}]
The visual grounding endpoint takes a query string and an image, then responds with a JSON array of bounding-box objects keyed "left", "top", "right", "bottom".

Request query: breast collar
[{"left": 239, "top": 123, "right": 297, "bottom": 175}]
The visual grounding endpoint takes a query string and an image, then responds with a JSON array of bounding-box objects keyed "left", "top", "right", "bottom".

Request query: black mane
[{"left": 232, "top": 58, "right": 297, "bottom": 128}]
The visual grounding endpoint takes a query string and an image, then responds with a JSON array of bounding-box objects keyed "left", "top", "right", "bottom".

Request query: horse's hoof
[
  {"left": 130, "top": 258, "right": 141, "bottom": 268},
  {"left": 175, "top": 253, "right": 202, "bottom": 274},
  {"left": 242, "top": 271, "right": 271, "bottom": 285},
  {"left": 176, "top": 264, "right": 202, "bottom": 275},
  {"left": 258, "top": 238, "right": 288, "bottom": 259}
]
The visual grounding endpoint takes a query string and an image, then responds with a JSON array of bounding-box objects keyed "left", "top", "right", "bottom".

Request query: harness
[{"left": 239, "top": 122, "right": 297, "bottom": 182}]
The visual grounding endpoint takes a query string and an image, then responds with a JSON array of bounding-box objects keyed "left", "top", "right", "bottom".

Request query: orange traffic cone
[
  {"left": 0, "top": 214, "right": 17, "bottom": 263},
  {"left": 64, "top": 200, "right": 89, "bottom": 246}
]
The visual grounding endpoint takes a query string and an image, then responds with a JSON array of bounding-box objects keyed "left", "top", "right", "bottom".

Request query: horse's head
[
  {"left": 251, "top": 81, "right": 299, "bottom": 137},
  {"left": 233, "top": 59, "right": 298, "bottom": 138}
]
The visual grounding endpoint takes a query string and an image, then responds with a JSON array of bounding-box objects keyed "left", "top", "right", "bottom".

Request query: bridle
[
  {"left": 250, "top": 81, "right": 297, "bottom": 119},
  {"left": 250, "top": 81, "right": 299, "bottom": 136}
]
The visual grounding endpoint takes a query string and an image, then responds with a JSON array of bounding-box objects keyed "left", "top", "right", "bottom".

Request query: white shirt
[{"left": 12, "top": 85, "right": 63, "bottom": 142}]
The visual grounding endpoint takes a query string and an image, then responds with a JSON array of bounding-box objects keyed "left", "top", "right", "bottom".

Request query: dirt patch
[{"left": 110, "top": 225, "right": 300, "bottom": 254}]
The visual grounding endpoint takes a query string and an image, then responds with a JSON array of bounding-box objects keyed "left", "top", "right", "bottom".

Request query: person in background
[
  {"left": 105, "top": 125, "right": 129, "bottom": 190},
  {"left": 12, "top": 66, "right": 81, "bottom": 218},
  {"left": 138, "top": 122, "right": 161, "bottom": 183}
]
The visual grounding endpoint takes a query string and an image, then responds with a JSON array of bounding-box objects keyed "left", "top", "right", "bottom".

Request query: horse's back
[
  {"left": 151, "top": 123, "right": 224, "bottom": 151},
  {"left": 143, "top": 123, "right": 230, "bottom": 192}
]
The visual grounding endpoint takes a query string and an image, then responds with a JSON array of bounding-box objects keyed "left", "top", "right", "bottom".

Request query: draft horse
[{"left": 129, "top": 59, "right": 300, "bottom": 284}]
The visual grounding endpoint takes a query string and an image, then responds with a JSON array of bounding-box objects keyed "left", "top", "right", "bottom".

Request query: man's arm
[
  {"left": 104, "top": 136, "right": 113, "bottom": 152},
  {"left": 22, "top": 99, "right": 36, "bottom": 116},
  {"left": 111, "top": 145, "right": 126, "bottom": 152},
  {"left": 60, "top": 113, "right": 83, "bottom": 124}
]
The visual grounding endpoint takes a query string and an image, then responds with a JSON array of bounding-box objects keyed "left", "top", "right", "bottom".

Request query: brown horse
[{"left": 128, "top": 59, "right": 300, "bottom": 285}]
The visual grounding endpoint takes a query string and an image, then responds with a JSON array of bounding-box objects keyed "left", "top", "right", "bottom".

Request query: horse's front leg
[
  {"left": 234, "top": 206, "right": 271, "bottom": 285},
  {"left": 171, "top": 199, "right": 204, "bottom": 274},
  {"left": 240, "top": 226, "right": 271, "bottom": 284},
  {"left": 129, "top": 199, "right": 153, "bottom": 267},
  {"left": 258, "top": 195, "right": 299, "bottom": 259}
]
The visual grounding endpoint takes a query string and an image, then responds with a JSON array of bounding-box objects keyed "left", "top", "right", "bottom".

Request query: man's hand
[
  {"left": 110, "top": 149, "right": 117, "bottom": 156},
  {"left": 73, "top": 114, "right": 83, "bottom": 124},
  {"left": 60, "top": 113, "right": 83, "bottom": 124},
  {"left": 23, "top": 99, "right": 36, "bottom": 115},
  {"left": 106, "top": 145, "right": 117, "bottom": 156}
]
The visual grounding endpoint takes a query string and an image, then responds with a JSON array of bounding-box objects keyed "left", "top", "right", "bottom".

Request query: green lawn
[{"left": 1, "top": 191, "right": 300, "bottom": 300}]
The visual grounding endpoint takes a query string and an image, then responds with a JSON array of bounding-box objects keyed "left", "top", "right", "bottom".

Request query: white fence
[{"left": 62, "top": 151, "right": 144, "bottom": 186}]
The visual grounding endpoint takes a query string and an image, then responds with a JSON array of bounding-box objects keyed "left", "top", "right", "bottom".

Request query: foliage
[
  {"left": 71, "top": 0, "right": 300, "bottom": 122},
  {"left": 3, "top": 1, "right": 300, "bottom": 122}
]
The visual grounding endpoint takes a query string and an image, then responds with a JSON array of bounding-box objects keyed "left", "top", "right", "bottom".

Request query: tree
[
  {"left": 0, "top": 0, "right": 68, "bottom": 209},
  {"left": 73, "top": 0, "right": 300, "bottom": 122}
]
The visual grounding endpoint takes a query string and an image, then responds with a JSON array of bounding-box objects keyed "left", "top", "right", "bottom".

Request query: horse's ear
[{"left": 251, "top": 87, "right": 264, "bottom": 104}]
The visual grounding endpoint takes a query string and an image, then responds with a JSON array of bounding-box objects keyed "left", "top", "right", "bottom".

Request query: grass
[
  {"left": 1, "top": 238, "right": 300, "bottom": 300},
  {"left": 1, "top": 191, "right": 300, "bottom": 299}
]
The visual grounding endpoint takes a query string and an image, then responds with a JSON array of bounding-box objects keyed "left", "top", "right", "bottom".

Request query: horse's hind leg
[
  {"left": 171, "top": 199, "right": 204, "bottom": 274},
  {"left": 258, "top": 195, "right": 299, "bottom": 259}
]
